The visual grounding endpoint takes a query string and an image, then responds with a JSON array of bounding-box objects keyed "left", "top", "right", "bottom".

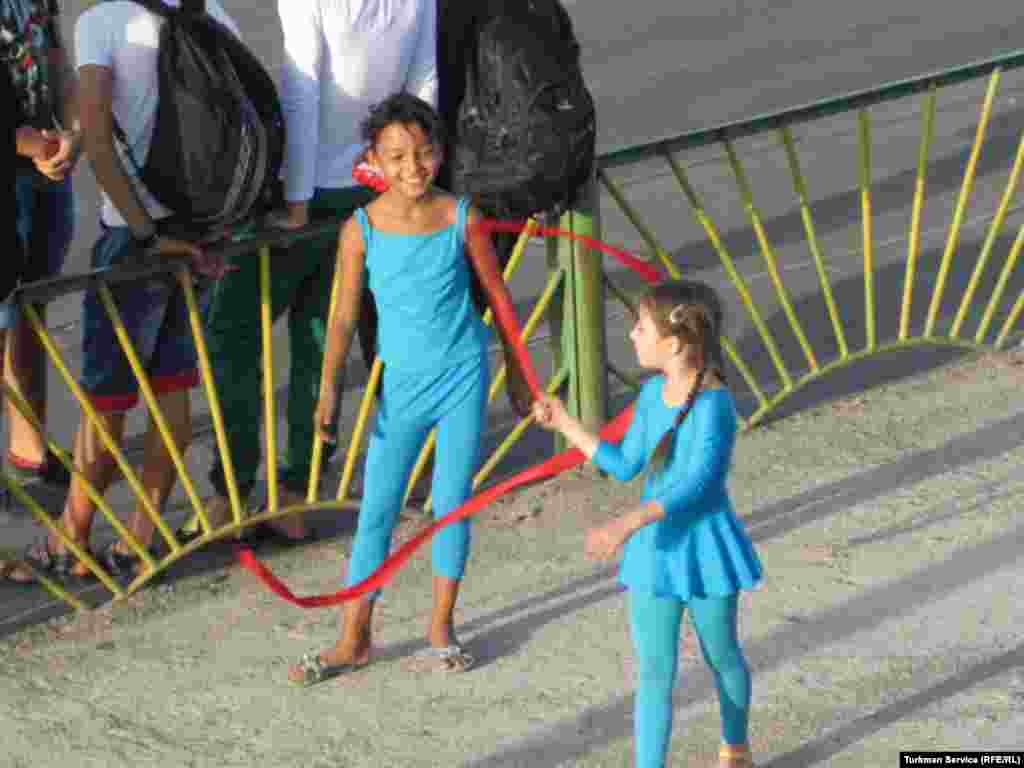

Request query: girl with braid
[{"left": 533, "top": 280, "right": 763, "bottom": 768}]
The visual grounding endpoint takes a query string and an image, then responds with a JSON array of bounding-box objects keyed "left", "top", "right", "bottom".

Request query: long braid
[
  {"left": 648, "top": 365, "right": 706, "bottom": 476},
  {"left": 640, "top": 280, "right": 725, "bottom": 476}
]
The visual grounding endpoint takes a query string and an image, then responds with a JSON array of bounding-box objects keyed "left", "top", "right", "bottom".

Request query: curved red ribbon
[
  {"left": 236, "top": 203, "right": 663, "bottom": 606},
  {"left": 478, "top": 218, "right": 662, "bottom": 284},
  {"left": 236, "top": 404, "right": 634, "bottom": 607}
]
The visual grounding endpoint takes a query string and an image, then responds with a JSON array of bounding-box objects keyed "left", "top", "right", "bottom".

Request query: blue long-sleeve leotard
[{"left": 593, "top": 376, "right": 762, "bottom": 599}]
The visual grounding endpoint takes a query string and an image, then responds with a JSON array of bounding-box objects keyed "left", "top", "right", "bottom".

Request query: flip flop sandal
[
  {"left": 3, "top": 538, "right": 93, "bottom": 585},
  {"left": 289, "top": 652, "right": 367, "bottom": 688},
  {"left": 100, "top": 542, "right": 160, "bottom": 584},
  {"left": 0, "top": 558, "right": 36, "bottom": 585},
  {"left": 410, "top": 644, "right": 475, "bottom": 673}
]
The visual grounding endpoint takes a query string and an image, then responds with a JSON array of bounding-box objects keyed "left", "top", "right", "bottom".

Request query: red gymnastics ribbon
[
  {"left": 236, "top": 404, "right": 635, "bottom": 607},
  {"left": 478, "top": 218, "right": 662, "bottom": 284},
  {"left": 235, "top": 170, "right": 664, "bottom": 607}
]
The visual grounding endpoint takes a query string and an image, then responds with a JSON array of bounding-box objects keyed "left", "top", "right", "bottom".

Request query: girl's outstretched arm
[
  {"left": 533, "top": 394, "right": 601, "bottom": 459},
  {"left": 533, "top": 380, "right": 649, "bottom": 481},
  {"left": 316, "top": 216, "right": 366, "bottom": 443}
]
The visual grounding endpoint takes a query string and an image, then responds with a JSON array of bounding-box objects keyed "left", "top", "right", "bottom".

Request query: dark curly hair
[{"left": 360, "top": 92, "right": 447, "bottom": 149}]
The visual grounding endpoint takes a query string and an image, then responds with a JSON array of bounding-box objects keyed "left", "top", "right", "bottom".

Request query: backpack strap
[{"left": 108, "top": 0, "right": 208, "bottom": 178}]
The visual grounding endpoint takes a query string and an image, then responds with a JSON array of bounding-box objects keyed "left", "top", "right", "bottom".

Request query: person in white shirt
[
  {"left": 198, "top": 0, "right": 437, "bottom": 542},
  {"left": 11, "top": 0, "right": 235, "bottom": 584}
]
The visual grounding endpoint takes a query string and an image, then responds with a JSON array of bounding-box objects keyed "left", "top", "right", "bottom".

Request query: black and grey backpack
[
  {"left": 112, "top": 0, "right": 284, "bottom": 230},
  {"left": 452, "top": 0, "right": 596, "bottom": 219}
]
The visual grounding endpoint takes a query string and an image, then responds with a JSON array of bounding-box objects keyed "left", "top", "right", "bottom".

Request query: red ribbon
[
  {"left": 236, "top": 184, "right": 663, "bottom": 606},
  {"left": 478, "top": 218, "right": 662, "bottom": 284},
  {"left": 236, "top": 404, "right": 634, "bottom": 607}
]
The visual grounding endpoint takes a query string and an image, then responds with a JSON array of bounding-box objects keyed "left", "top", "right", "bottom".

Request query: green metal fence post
[
  {"left": 567, "top": 176, "right": 608, "bottom": 434},
  {"left": 547, "top": 211, "right": 576, "bottom": 454}
]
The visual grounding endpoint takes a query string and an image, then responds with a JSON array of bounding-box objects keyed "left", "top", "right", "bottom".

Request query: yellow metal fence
[{"left": 594, "top": 52, "right": 1024, "bottom": 427}]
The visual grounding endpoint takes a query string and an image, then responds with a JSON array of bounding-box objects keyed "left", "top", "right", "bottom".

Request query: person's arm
[
  {"left": 534, "top": 381, "right": 650, "bottom": 480},
  {"left": 16, "top": 126, "right": 56, "bottom": 160},
  {"left": 35, "top": 2, "right": 81, "bottom": 181},
  {"left": 316, "top": 217, "right": 366, "bottom": 441},
  {"left": 76, "top": 65, "right": 154, "bottom": 238},
  {"left": 406, "top": 0, "right": 438, "bottom": 108},
  {"left": 464, "top": 205, "right": 534, "bottom": 414},
  {"left": 273, "top": 0, "right": 324, "bottom": 229},
  {"left": 76, "top": 63, "right": 230, "bottom": 277}
]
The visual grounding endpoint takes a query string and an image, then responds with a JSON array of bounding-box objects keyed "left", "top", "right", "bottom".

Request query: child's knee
[
  {"left": 633, "top": 645, "right": 678, "bottom": 687},
  {"left": 701, "top": 642, "right": 747, "bottom": 678}
]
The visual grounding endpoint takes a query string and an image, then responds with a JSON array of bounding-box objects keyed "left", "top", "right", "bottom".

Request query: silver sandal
[
  {"left": 412, "top": 644, "right": 475, "bottom": 672},
  {"left": 289, "top": 652, "right": 365, "bottom": 687}
]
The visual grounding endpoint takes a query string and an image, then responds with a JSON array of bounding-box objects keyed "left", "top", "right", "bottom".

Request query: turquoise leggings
[
  {"left": 345, "top": 355, "right": 489, "bottom": 599},
  {"left": 629, "top": 590, "right": 752, "bottom": 767}
]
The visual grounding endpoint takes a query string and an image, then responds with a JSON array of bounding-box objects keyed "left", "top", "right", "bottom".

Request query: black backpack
[
  {"left": 452, "top": 0, "right": 596, "bottom": 219},
  {"left": 112, "top": 0, "right": 284, "bottom": 230}
]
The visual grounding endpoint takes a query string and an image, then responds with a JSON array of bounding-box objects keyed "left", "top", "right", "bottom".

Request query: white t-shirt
[
  {"left": 75, "top": 0, "right": 242, "bottom": 228},
  {"left": 278, "top": 0, "right": 437, "bottom": 202}
]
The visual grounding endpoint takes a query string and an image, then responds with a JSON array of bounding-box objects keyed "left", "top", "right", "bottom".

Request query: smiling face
[
  {"left": 629, "top": 303, "right": 682, "bottom": 370},
  {"left": 367, "top": 121, "right": 442, "bottom": 200}
]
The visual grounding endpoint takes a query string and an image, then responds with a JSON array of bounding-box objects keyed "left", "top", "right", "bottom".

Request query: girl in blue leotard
[
  {"left": 288, "top": 93, "right": 529, "bottom": 687},
  {"left": 535, "top": 280, "right": 763, "bottom": 767}
]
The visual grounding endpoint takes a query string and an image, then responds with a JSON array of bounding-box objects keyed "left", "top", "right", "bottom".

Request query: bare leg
[
  {"left": 109, "top": 389, "right": 192, "bottom": 566},
  {"left": 52, "top": 408, "right": 126, "bottom": 577},
  {"left": 287, "top": 597, "right": 374, "bottom": 683},
  {"left": 428, "top": 574, "right": 462, "bottom": 648},
  {"left": 4, "top": 309, "right": 50, "bottom": 465}
]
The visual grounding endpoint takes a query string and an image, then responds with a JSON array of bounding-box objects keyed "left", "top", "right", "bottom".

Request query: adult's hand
[
  {"left": 33, "top": 128, "right": 81, "bottom": 181},
  {"left": 266, "top": 201, "right": 310, "bottom": 230},
  {"left": 152, "top": 236, "right": 236, "bottom": 279},
  {"left": 314, "top": 389, "right": 339, "bottom": 445}
]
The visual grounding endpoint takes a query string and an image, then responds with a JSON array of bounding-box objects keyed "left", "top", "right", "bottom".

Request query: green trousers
[{"left": 205, "top": 186, "right": 375, "bottom": 499}]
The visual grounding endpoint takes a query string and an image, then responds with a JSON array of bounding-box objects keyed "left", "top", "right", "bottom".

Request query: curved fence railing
[{"left": 592, "top": 48, "right": 1024, "bottom": 426}]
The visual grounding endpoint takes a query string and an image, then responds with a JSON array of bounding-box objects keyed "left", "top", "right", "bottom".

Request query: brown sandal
[
  {"left": 719, "top": 743, "right": 755, "bottom": 767},
  {"left": 1, "top": 539, "right": 93, "bottom": 585}
]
